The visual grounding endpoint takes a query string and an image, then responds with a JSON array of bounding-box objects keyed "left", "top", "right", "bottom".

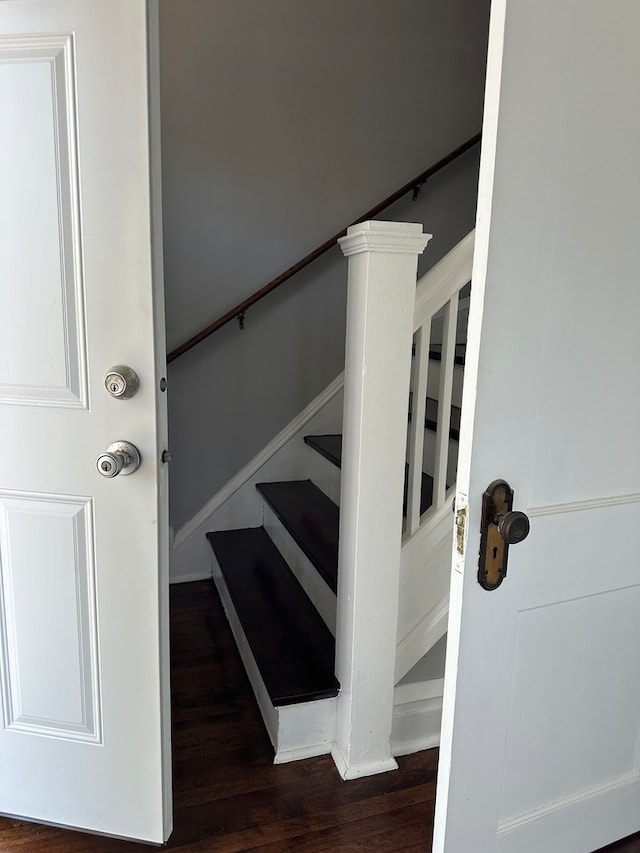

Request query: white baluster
[
  {"left": 406, "top": 323, "right": 430, "bottom": 535},
  {"left": 433, "top": 292, "right": 459, "bottom": 508}
]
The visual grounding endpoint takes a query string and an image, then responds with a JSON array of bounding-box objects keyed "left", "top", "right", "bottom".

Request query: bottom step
[{"left": 207, "top": 526, "right": 444, "bottom": 768}]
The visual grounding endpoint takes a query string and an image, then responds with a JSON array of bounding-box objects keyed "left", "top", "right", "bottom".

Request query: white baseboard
[
  {"left": 392, "top": 693, "right": 443, "bottom": 757},
  {"left": 274, "top": 739, "right": 333, "bottom": 765},
  {"left": 331, "top": 741, "right": 399, "bottom": 780}
]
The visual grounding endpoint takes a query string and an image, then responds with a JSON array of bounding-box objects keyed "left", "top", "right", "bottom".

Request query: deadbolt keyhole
[{"left": 104, "top": 365, "right": 139, "bottom": 399}]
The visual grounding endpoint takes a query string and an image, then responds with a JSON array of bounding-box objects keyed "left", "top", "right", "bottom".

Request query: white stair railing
[
  {"left": 406, "top": 230, "right": 475, "bottom": 535},
  {"left": 396, "top": 230, "right": 475, "bottom": 683}
]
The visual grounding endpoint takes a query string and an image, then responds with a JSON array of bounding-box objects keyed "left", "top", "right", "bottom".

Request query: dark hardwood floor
[{"left": 0, "top": 578, "right": 638, "bottom": 852}]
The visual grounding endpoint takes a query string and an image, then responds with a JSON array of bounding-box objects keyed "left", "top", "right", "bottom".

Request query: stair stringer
[
  {"left": 170, "top": 373, "right": 344, "bottom": 582},
  {"left": 395, "top": 493, "right": 455, "bottom": 683},
  {"left": 210, "top": 549, "right": 337, "bottom": 763}
]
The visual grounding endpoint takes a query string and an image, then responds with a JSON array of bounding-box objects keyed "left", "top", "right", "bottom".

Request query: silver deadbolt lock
[
  {"left": 96, "top": 441, "right": 141, "bottom": 478},
  {"left": 104, "top": 365, "right": 139, "bottom": 399}
]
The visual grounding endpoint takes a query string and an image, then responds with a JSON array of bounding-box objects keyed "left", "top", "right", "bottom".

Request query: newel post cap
[{"left": 338, "top": 220, "right": 432, "bottom": 257}]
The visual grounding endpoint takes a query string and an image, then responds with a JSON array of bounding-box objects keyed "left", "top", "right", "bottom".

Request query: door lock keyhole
[
  {"left": 104, "top": 365, "right": 140, "bottom": 399},
  {"left": 96, "top": 441, "right": 141, "bottom": 478}
]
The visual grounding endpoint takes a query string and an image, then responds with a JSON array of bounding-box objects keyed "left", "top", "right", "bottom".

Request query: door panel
[
  {"left": 0, "top": 34, "right": 87, "bottom": 407},
  {"left": 0, "top": 493, "right": 99, "bottom": 743},
  {"left": 0, "top": 0, "right": 170, "bottom": 843},
  {"left": 435, "top": 1, "right": 640, "bottom": 851}
]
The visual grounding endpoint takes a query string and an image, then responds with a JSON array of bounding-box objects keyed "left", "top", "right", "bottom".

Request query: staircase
[
  {"left": 185, "top": 223, "right": 474, "bottom": 777},
  {"left": 206, "top": 421, "right": 454, "bottom": 761}
]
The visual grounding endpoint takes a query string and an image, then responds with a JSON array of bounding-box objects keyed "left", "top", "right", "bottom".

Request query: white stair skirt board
[
  {"left": 210, "top": 552, "right": 336, "bottom": 763},
  {"left": 305, "top": 443, "right": 341, "bottom": 506},
  {"left": 263, "top": 503, "right": 337, "bottom": 636},
  {"left": 396, "top": 496, "right": 455, "bottom": 681},
  {"left": 170, "top": 375, "right": 344, "bottom": 582},
  {"left": 392, "top": 635, "right": 447, "bottom": 756}
]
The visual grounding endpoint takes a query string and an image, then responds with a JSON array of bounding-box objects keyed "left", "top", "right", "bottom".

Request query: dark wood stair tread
[
  {"left": 256, "top": 480, "right": 339, "bottom": 594},
  {"left": 304, "top": 434, "right": 342, "bottom": 467},
  {"left": 427, "top": 342, "right": 466, "bottom": 366},
  {"left": 206, "top": 527, "right": 339, "bottom": 707},
  {"left": 408, "top": 395, "right": 461, "bottom": 440},
  {"left": 302, "top": 437, "right": 434, "bottom": 515}
]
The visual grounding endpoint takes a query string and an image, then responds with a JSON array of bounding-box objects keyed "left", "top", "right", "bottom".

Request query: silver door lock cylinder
[
  {"left": 104, "top": 365, "right": 140, "bottom": 399},
  {"left": 96, "top": 441, "right": 141, "bottom": 478}
]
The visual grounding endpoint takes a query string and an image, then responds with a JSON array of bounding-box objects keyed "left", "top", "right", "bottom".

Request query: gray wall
[{"left": 159, "top": 0, "right": 491, "bottom": 531}]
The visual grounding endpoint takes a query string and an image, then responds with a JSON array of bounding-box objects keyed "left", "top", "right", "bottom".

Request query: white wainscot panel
[
  {"left": 0, "top": 492, "right": 101, "bottom": 743},
  {"left": 0, "top": 34, "right": 87, "bottom": 408},
  {"left": 498, "top": 584, "right": 640, "bottom": 831}
]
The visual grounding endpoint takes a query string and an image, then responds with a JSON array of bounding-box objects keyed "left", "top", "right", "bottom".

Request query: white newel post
[{"left": 333, "top": 221, "right": 431, "bottom": 779}]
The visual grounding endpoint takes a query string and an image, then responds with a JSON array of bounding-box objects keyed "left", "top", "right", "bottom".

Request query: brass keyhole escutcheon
[{"left": 478, "top": 479, "right": 530, "bottom": 591}]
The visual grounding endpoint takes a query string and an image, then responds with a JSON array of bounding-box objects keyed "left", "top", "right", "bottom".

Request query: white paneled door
[
  {"left": 435, "top": 1, "right": 640, "bottom": 852},
  {"left": 0, "top": 0, "right": 171, "bottom": 843}
]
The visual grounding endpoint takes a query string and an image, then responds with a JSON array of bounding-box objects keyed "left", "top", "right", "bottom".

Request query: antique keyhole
[{"left": 478, "top": 479, "right": 530, "bottom": 590}]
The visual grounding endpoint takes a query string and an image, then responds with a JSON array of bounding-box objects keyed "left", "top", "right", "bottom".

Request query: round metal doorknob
[
  {"left": 96, "top": 441, "right": 141, "bottom": 478},
  {"left": 497, "top": 511, "right": 530, "bottom": 545}
]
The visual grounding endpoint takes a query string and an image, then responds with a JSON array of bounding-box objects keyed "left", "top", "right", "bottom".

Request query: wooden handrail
[{"left": 167, "top": 132, "right": 481, "bottom": 363}]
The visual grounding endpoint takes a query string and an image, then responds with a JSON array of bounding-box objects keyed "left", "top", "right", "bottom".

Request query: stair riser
[
  {"left": 307, "top": 431, "right": 455, "bottom": 512},
  {"left": 273, "top": 697, "right": 337, "bottom": 765},
  {"left": 210, "top": 549, "right": 337, "bottom": 762},
  {"left": 305, "top": 444, "right": 341, "bottom": 505},
  {"left": 263, "top": 503, "right": 337, "bottom": 635}
]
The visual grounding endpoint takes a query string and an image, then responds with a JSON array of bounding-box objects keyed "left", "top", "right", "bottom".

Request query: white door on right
[{"left": 434, "top": 1, "right": 640, "bottom": 852}]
